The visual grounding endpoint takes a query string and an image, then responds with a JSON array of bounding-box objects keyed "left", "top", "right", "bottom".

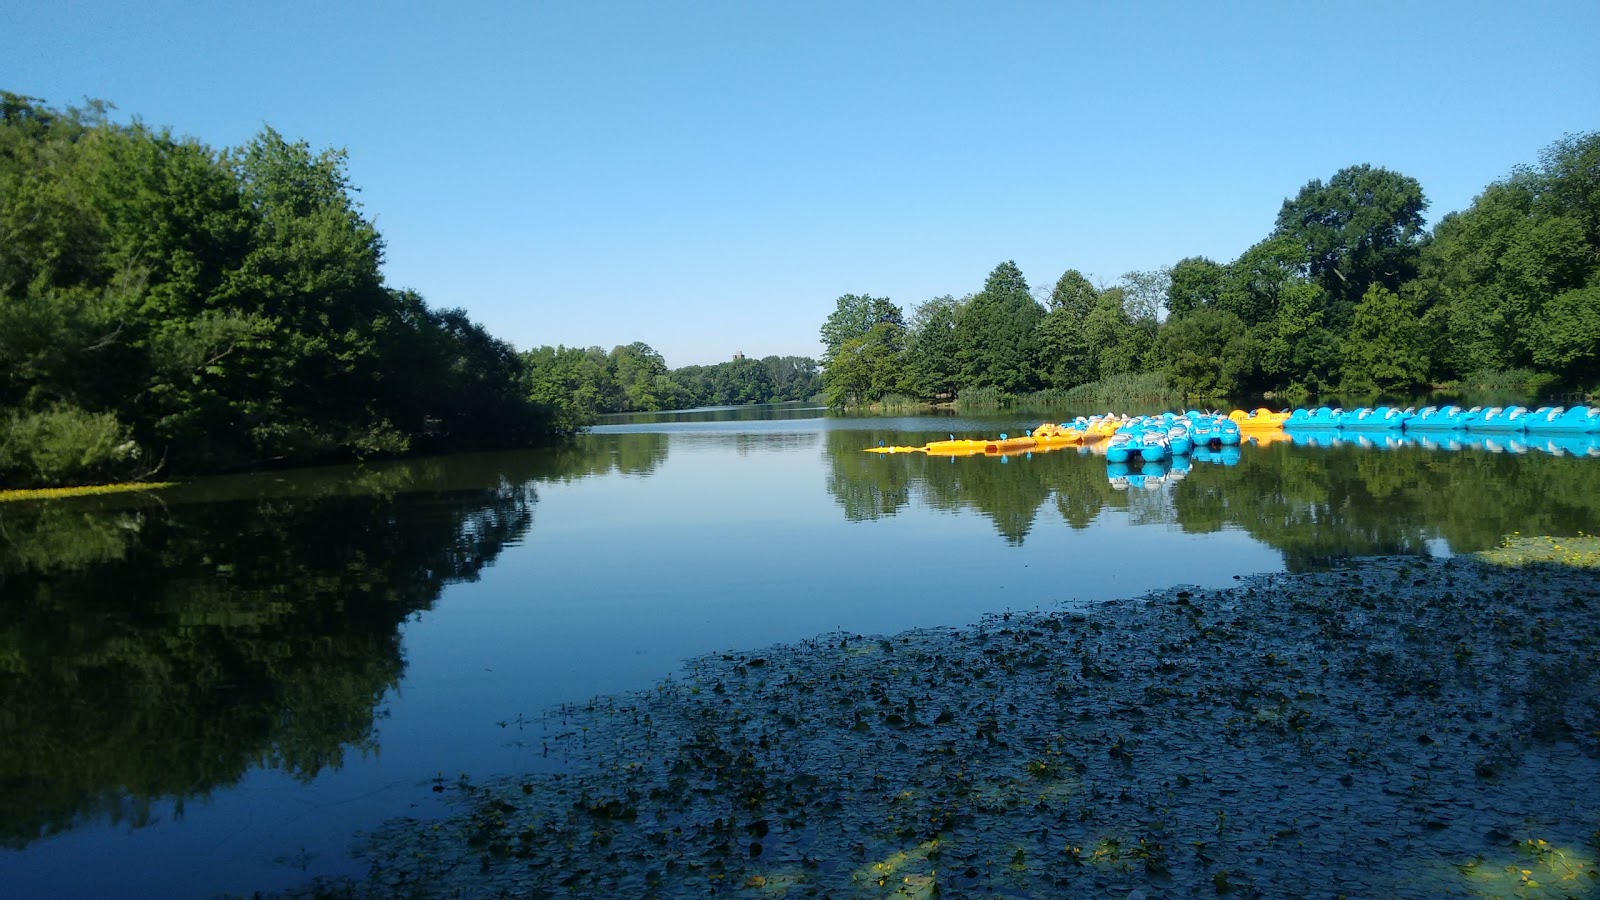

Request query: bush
[
  {"left": 1055, "top": 372, "right": 1180, "bottom": 408},
  {"left": 873, "top": 393, "right": 930, "bottom": 412},
  {"left": 0, "top": 406, "right": 141, "bottom": 487},
  {"left": 1456, "top": 368, "right": 1563, "bottom": 405}
]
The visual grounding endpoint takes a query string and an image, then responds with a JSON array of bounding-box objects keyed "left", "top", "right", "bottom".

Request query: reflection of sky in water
[{"left": 19, "top": 409, "right": 1598, "bottom": 897}]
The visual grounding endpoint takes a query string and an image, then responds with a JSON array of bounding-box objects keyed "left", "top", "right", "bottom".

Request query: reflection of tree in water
[
  {"left": 568, "top": 432, "right": 671, "bottom": 477},
  {"left": 0, "top": 442, "right": 656, "bottom": 848},
  {"left": 918, "top": 451, "right": 1052, "bottom": 546},
  {"left": 825, "top": 432, "right": 1118, "bottom": 545},
  {"left": 824, "top": 431, "right": 914, "bottom": 522},
  {"left": 825, "top": 434, "right": 1600, "bottom": 565}
]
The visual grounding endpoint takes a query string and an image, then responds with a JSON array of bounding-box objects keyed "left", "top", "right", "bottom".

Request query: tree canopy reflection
[
  {"left": 0, "top": 434, "right": 665, "bottom": 847},
  {"left": 826, "top": 434, "right": 1600, "bottom": 564}
]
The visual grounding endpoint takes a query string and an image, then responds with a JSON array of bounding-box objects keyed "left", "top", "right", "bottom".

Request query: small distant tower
[{"left": 733, "top": 350, "right": 745, "bottom": 360}]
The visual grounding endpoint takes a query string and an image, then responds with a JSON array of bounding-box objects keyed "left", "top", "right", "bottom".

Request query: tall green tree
[
  {"left": 1273, "top": 163, "right": 1427, "bottom": 328},
  {"left": 522, "top": 345, "right": 613, "bottom": 432},
  {"left": 1037, "top": 270, "right": 1098, "bottom": 389},
  {"left": 1338, "top": 284, "right": 1430, "bottom": 394},
  {"left": 1118, "top": 268, "right": 1170, "bottom": 325},
  {"left": 609, "top": 342, "right": 669, "bottom": 411},
  {"left": 1159, "top": 309, "right": 1253, "bottom": 399},
  {"left": 953, "top": 261, "right": 1044, "bottom": 395},
  {"left": 821, "top": 322, "right": 907, "bottom": 406},
  {"left": 819, "top": 294, "right": 903, "bottom": 364},
  {"left": 904, "top": 295, "right": 963, "bottom": 399},
  {"left": 1530, "top": 285, "right": 1600, "bottom": 382},
  {"left": 1166, "top": 257, "right": 1225, "bottom": 318},
  {"left": 1418, "top": 132, "right": 1599, "bottom": 380},
  {"left": 1080, "top": 289, "right": 1149, "bottom": 381},
  {"left": 759, "top": 355, "right": 821, "bottom": 401}
]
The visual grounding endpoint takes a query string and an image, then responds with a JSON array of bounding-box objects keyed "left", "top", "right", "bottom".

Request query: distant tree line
[
  {"left": 521, "top": 344, "right": 819, "bottom": 431},
  {"left": 820, "top": 133, "right": 1600, "bottom": 406}
]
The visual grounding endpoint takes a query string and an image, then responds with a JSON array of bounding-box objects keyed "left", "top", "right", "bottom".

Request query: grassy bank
[
  {"left": 297, "top": 556, "right": 1600, "bottom": 898},
  {"left": 953, "top": 374, "right": 1184, "bottom": 415}
]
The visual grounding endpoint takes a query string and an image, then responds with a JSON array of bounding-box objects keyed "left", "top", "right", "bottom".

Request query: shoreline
[{"left": 294, "top": 557, "right": 1600, "bottom": 898}]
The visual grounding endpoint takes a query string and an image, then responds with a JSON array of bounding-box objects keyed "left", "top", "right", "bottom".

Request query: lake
[{"left": 2, "top": 404, "right": 1598, "bottom": 896}]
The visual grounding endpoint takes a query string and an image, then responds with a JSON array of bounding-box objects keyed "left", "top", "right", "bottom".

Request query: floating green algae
[
  {"left": 1476, "top": 533, "right": 1600, "bottom": 569},
  {"left": 310, "top": 558, "right": 1600, "bottom": 899},
  {"left": 0, "top": 481, "right": 176, "bottom": 502}
]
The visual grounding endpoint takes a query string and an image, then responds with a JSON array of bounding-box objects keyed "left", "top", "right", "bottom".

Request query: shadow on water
[
  {"left": 824, "top": 430, "right": 1600, "bottom": 567},
  {"left": 0, "top": 434, "right": 667, "bottom": 850}
]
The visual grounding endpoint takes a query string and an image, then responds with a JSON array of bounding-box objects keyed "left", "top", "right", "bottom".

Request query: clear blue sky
[{"left": 8, "top": 1, "right": 1597, "bottom": 367}]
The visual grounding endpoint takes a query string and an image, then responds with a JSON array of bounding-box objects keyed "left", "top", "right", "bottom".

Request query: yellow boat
[
  {"left": 983, "top": 436, "right": 1038, "bottom": 453},
  {"left": 923, "top": 436, "right": 1069, "bottom": 457},
  {"left": 1228, "top": 408, "right": 1290, "bottom": 431},
  {"left": 1077, "top": 418, "right": 1121, "bottom": 441},
  {"left": 924, "top": 439, "right": 994, "bottom": 456}
]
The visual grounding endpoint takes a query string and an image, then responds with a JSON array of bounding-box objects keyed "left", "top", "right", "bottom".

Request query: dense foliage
[
  {"left": 0, "top": 93, "right": 551, "bottom": 487},
  {"left": 522, "top": 344, "right": 819, "bottom": 429},
  {"left": 819, "top": 134, "right": 1600, "bottom": 406}
]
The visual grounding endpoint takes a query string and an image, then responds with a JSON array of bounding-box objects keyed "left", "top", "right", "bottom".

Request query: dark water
[{"left": 2, "top": 406, "right": 1598, "bottom": 896}]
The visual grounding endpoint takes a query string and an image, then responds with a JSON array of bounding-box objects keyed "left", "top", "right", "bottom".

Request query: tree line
[
  {"left": 521, "top": 344, "right": 819, "bottom": 432},
  {"left": 0, "top": 94, "right": 818, "bottom": 488},
  {"left": 819, "top": 133, "right": 1600, "bottom": 407}
]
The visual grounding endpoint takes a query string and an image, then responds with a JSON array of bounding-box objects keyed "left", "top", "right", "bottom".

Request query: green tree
[
  {"left": 1159, "top": 309, "right": 1253, "bottom": 399},
  {"left": 609, "top": 342, "right": 669, "bottom": 411},
  {"left": 1273, "top": 163, "right": 1427, "bottom": 328},
  {"left": 1118, "top": 268, "right": 1170, "bottom": 325},
  {"left": 523, "top": 345, "right": 613, "bottom": 432},
  {"left": 904, "top": 295, "right": 963, "bottom": 399},
  {"left": 1418, "top": 133, "right": 1599, "bottom": 380},
  {"left": 1531, "top": 285, "right": 1600, "bottom": 382},
  {"left": 822, "top": 322, "right": 907, "bottom": 406},
  {"left": 953, "top": 261, "right": 1044, "bottom": 395},
  {"left": 1166, "top": 257, "right": 1225, "bottom": 318},
  {"left": 0, "top": 93, "right": 556, "bottom": 485},
  {"left": 1037, "top": 270, "right": 1098, "bottom": 389},
  {"left": 819, "top": 294, "right": 903, "bottom": 364},
  {"left": 759, "top": 355, "right": 821, "bottom": 401},
  {"left": 1081, "top": 289, "right": 1149, "bottom": 380},
  {"left": 1338, "top": 284, "right": 1430, "bottom": 394},
  {"left": 709, "top": 356, "right": 776, "bottom": 404}
]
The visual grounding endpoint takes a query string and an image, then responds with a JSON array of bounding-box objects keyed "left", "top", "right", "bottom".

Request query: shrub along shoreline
[{"left": 291, "top": 555, "right": 1600, "bottom": 898}]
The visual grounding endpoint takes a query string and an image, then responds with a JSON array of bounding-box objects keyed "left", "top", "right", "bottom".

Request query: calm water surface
[{"left": 3, "top": 405, "right": 1598, "bottom": 897}]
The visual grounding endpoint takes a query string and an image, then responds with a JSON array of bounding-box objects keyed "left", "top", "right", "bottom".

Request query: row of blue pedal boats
[
  {"left": 1101, "top": 405, "right": 1600, "bottom": 473},
  {"left": 1285, "top": 404, "right": 1600, "bottom": 433},
  {"left": 1103, "top": 430, "right": 1600, "bottom": 491},
  {"left": 1104, "top": 412, "right": 1241, "bottom": 464}
]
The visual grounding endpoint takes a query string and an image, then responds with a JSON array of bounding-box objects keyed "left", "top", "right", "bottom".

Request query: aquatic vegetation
[
  {"left": 0, "top": 481, "right": 176, "bottom": 503},
  {"left": 319, "top": 558, "right": 1600, "bottom": 898},
  {"left": 1453, "top": 837, "right": 1597, "bottom": 897},
  {"left": 1476, "top": 533, "right": 1600, "bottom": 569}
]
